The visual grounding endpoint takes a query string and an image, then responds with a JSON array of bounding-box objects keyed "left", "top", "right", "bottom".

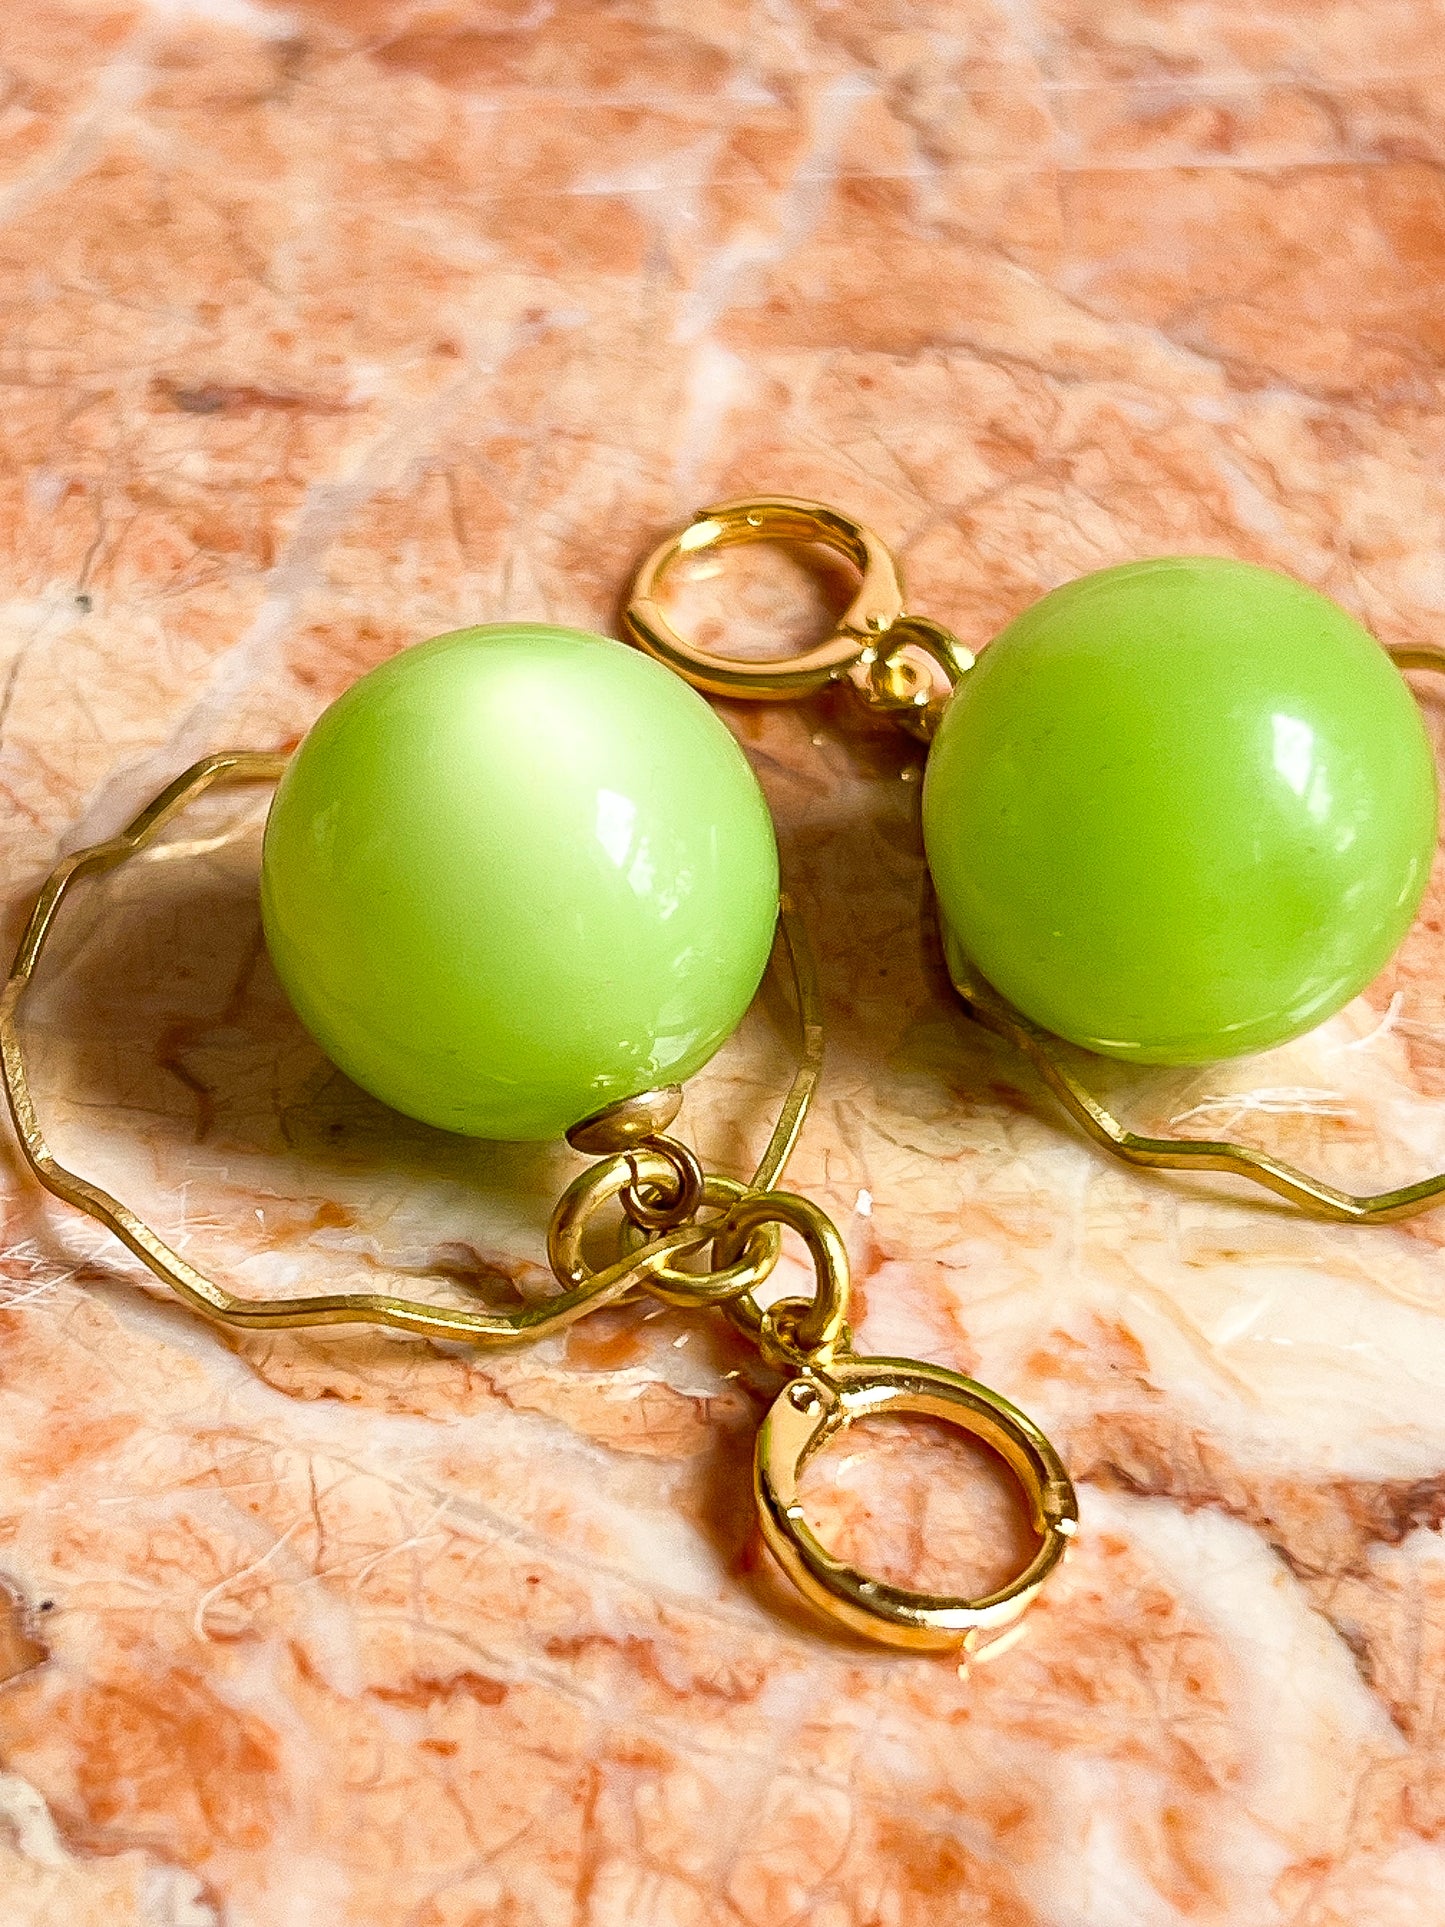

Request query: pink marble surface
[{"left": 4, "top": 1, "right": 1445, "bottom": 1921}]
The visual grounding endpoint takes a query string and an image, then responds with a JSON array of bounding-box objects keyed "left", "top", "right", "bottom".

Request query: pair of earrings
[{"left": 4, "top": 494, "right": 1437, "bottom": 1655}]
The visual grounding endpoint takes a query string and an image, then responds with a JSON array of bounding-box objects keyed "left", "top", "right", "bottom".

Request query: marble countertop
[{"left": 4, "top": 1, "right": 1445, "bottom": 1921}]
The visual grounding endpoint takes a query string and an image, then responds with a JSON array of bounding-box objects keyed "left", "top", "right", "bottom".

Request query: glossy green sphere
[
  {"left": 923, "top": 557, "right": 1437, "bottom": 1063},
  {"left": 261, "top": 623, "right": 779, "bottom": 1140}
]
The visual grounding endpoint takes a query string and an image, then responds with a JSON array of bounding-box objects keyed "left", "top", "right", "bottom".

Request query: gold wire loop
[
  {"left": 719, "top": 1190, "right": 852, "bottom": 1366},
  {"left": 616, "top": 1172, "right": 783, "bottom": 1306},
  {"left": 618, "top": 1134, "right": 706, "bottom": 1231},
  {"left": 847, "top": 613, "right": 975, "bottom": 742},
  {"left": 755, "top": 1354, "right": 1078, "bottom": 1654},
  {"left": 548, "top": 1147, "right": 690, "bottom": 1288},
  {"left": 623, "top": 496, "right": 906, "bottom": 699},
  {"left": 752, "top": 1294, "right": 852, "bottom": 1374},
  {"left": 564, "top": 1166, "right": 783, "bottom": 1309}
]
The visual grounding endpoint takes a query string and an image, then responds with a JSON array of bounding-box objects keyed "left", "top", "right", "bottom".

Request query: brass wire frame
[
  {"left": 947, "top": 939, "right": 1445, "bottom": 1226},
  {"left": 628, "top": 497, "right": 1445, "bottom": 1226},
  {"left": 0, "top": 751, "right": 824, "bottom": 1342}
]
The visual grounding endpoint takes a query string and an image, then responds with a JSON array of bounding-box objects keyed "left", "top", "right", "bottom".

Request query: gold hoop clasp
[
  {"left": 756, "top": 1355, "right": 1078, "bottom": 1654},
  {"left": 624, "top": 496, "right": 906, "bottom": 699}
]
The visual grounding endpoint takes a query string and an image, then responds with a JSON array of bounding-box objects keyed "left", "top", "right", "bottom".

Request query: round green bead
[
  {"left": 261, "top": 623, "right": 779, "bottom": 1140},
  {"left": 922, "top": 557, "right": 1437, "bottom": 1063}
]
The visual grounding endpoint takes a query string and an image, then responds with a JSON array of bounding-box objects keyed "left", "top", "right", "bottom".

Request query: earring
[
  {"left": 626, "top": 497, "right": 1445, "bottom": 1226},
  {"left": 0, "top": 622, "right": 1077, "bottom": 1657}
]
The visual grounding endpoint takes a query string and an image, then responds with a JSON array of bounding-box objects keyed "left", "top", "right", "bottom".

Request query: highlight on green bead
[
  {"left": 261, "top": 623, "right": 780, "bottom": 1141},
  {"left": 922, "top": 556, "right": 1438, "bottom": 1064}
]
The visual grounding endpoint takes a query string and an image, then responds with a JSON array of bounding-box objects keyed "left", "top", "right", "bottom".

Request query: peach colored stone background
[{"left": 4, "top": 1, "right": 1445, "bottom": 1921}]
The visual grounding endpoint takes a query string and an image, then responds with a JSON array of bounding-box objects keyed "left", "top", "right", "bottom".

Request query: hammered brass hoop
[
  {"left": 0, "top": 754, "right": 824, "bottom": 1340},
  {"left": 755, "top": 1354, "right": 1078, "bottom": 1653}
]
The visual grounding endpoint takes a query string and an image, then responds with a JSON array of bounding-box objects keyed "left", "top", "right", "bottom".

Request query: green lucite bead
[
  {"left": 261, "top": 623, "right": 779, "bottom": 1140},
  {"left": 922, "top": 557, "right": 1438, "bottom": 1064}
]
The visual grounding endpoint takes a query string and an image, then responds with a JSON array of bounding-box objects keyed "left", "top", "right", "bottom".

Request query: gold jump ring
[{"left": 755, "top": 1355, "right": 1078, "bottom": 1653}]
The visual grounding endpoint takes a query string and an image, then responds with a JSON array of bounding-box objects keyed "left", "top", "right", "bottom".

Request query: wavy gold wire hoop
[
  {"left": 625, "top": 495, "right": 1445, "bottom": 1226},
  {"left": 0, "top": 750, "right": 822, "bottom": 1339}
]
